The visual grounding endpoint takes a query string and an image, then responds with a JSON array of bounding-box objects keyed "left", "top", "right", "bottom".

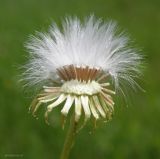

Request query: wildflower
[{"left": 23, "top": 16, "right": 143, "bottom": 127}]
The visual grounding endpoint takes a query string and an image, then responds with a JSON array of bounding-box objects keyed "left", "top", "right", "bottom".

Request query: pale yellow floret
[
  {"left": 75, "top": 96, "right": 82, "bottom": 122},
  {"left": 47, "top": 94, "right": 66, "bottom": 111},
  {"left": 61, "top": 95, "right": 74, "bottom": 116},
  {"left": 89, "top": 97, "right": 99, "bottom": 120},
  {"left": 81, "top": 95, "right": 91, "bottom": 122},
  {"left": 92, "top": 95, "right": 106, "bottom": 118}
]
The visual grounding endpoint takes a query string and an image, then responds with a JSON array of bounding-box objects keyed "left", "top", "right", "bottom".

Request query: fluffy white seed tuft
[{"left": 23, "top": 15, "right": 143, "bottom": 92}]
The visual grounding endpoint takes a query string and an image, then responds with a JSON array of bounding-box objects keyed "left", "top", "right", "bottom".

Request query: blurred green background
[{"left": 0, "top": 0, "right": 160, "bottom": 159}]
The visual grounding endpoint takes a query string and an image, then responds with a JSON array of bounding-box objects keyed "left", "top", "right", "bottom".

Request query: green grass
[{"left": 0, "top": 0, "right": 160, "bottom": 158}]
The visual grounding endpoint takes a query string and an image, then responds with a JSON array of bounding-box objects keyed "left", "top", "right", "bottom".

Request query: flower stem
[{"left": 60, "top": 113, "right": 77, "bottom": 159}]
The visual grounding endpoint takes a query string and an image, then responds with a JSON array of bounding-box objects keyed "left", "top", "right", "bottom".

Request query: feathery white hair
[{"left": 23, "top": 16, "right": 143, "bottom": 92}]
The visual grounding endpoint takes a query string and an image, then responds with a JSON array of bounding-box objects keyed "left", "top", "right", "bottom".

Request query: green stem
[{"left": 60, "top": 114, "right": 77, "bottom": 159}]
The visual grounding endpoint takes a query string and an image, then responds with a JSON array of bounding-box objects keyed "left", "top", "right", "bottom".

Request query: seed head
[{"left": 22, "top": 15, "right": 143, "bottom": 128}]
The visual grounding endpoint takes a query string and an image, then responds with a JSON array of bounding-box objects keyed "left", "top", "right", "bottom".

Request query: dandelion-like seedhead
[{"left": 23, "top": 15, "right": 143, "bottom": 128}]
